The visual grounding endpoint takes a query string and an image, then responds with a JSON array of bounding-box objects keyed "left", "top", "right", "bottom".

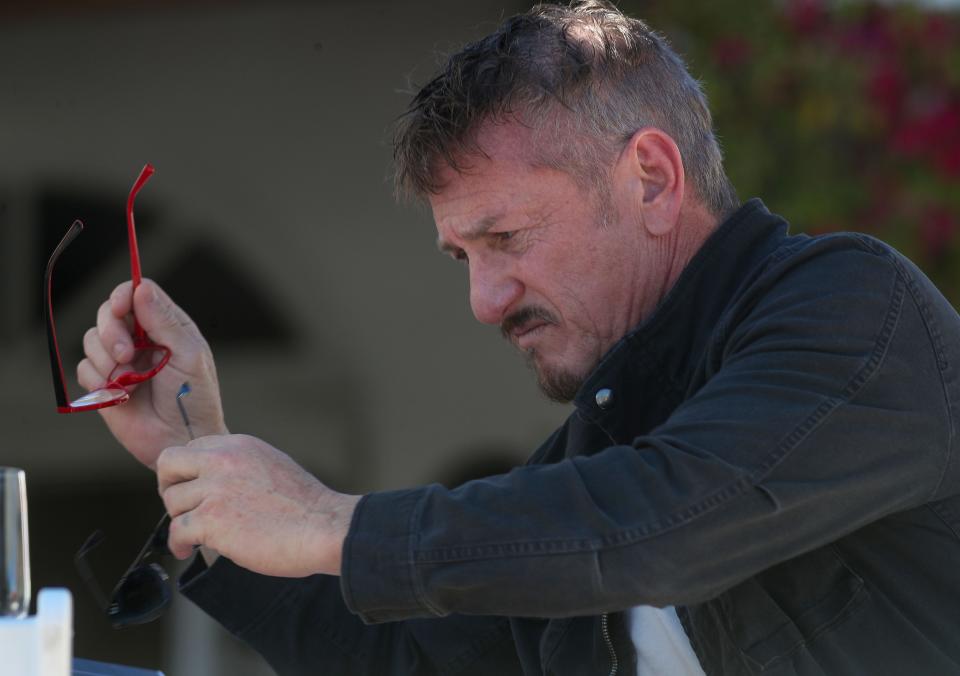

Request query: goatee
[
  {"left": 501, "top": 306, "right": 584, "bottom": 403},
  {"left": 526, "top": 351, "right": 584, "bottom": 403}
]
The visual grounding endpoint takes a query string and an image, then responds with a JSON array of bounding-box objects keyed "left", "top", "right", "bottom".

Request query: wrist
[
  {"left": 310, "top": 492, "right": 362, "bottom": 576},
  {"left": 195, "top": 423, "right": 229, "bottom": 440},
  {"left": 195, "top": 412, "right": 229, "bottom": 439}
]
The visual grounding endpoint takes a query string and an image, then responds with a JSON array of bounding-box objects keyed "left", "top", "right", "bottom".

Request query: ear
[{"left": 614, "top": 127, "right": 685, "bottom": 237}]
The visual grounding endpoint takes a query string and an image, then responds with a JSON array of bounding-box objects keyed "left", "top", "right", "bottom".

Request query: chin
[{"left": 530, "top": 354, "right": 588, "bottom": 404}]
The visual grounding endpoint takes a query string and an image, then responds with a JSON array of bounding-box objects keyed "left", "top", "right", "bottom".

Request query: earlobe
[{"left": 643, "top": 204, "right": 678, "bottom": 237}]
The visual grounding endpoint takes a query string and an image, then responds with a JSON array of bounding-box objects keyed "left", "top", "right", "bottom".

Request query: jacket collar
[{"left": 572, "top": 199, "right": 791, "bottom": 427}]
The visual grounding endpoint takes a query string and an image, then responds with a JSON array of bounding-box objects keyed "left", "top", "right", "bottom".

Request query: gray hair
[{"left": 393, "top": 0, "right": 739, "bottom": 219}]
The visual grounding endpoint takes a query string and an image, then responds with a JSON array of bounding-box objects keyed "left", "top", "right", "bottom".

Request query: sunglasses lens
[{"left": 109, "top": 563, "right": 171, "bottom": 628}]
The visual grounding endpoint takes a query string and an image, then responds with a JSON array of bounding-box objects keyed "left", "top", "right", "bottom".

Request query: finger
[
  {"left": 82, "top": 326, "right": 117, "bottom": 377},
  {"left": 77, "top": 358, "right": 106, "bottom": 392},
  {"left": 156, "top": 446, "right": 202, "bottom": 494},
  {"left": 168, "top": 511, "right": 204, "bottom": 560},
  {"left": 161, "top": 479, "right": 205, "bottom": 518},
  {"left": 109, "top": 280, "right": 134, "bottom": 318},
  {"left": 97, "top": 295, "right": 134, "bottom": 364},
  {"left": 132, "top": 279, "right": 203, "bottom": 354}
]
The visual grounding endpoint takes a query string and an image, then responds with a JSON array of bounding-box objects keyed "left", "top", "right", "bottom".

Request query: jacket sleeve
[
  {"left": 341, "top": 243, "right": 959, "bottom": 623},
  {"left": 178, "top": 555, "right": 521, "bottom": 676}
]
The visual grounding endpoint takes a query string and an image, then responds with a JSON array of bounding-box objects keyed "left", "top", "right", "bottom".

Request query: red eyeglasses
[{"left": 44, "top": 164, "right": 171, "bottom": 413}]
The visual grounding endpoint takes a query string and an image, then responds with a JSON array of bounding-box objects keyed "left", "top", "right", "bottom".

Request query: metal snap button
[{"left": 595, "top": 388, "right": 614, "bottom": 409}]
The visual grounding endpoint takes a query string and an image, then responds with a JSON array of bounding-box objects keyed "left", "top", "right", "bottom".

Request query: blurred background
[{"left": 1, "top": 0, "right": 957, "bottom": 673}]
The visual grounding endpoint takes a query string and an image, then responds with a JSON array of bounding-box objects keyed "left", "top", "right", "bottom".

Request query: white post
[{"left": 0, "top": 588, "right": 72, "bottom": 676}]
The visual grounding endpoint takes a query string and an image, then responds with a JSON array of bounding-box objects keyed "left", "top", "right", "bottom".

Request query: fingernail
[{"left": 113, "top": 343, "right": 127, "bottom": 360}]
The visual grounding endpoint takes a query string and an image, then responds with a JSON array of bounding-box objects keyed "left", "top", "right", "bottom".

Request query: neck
[{"left": 653, "top": 199, "right": 720, "bottom": 312}]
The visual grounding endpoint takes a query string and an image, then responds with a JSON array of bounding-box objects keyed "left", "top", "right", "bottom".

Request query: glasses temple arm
[
  {"left": 44, "top": 220, "right": 84, "bottom": 410},
  {"left": 74, "top": 530, "right": 110, "bottom": 613},
  {"left": 114, "top": 513, "right": 170, "bottom": 592},
  {"left": 126, "top": 163, "right": 154, "bottom": 342}
]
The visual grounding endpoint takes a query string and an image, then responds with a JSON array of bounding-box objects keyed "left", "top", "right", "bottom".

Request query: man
[{"left": 80, "top": 1, "right": 960, "bottom": 674}]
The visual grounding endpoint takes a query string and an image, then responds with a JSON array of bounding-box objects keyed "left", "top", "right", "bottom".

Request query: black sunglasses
[
  {"left": 74, "top": 383, "right": 194, "bottom": 628},
  {"left": 74, "top": 513, "right": 172, "bottom": 629}
]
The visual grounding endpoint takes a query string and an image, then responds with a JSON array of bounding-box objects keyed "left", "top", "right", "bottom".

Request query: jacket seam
[
  {"left": 910, "top": 282, "right": 954, "bottom": 501},
  {"left": 743, "top": 581, "right": 869, "bottom": 671},
  {"left": 413, "top": 261, "right": 906, "bottom": 562},
  {"left": 887, "top": 256, "right": 954, "bottom": 501},
  {"left": 752, "top": 263, "right": 904, "bottom": 479},
  {"left": 925, "top": 501, "right": 960, "bottom": 541},
  {"left": 850, "top": 234, "right": 954, "bottom": 498},
  {"left": 541, "top": 618, "right": 577, "bottom": 672},
  {"left": 409, "top": 489, "right": 444, "bottom": 616},
  {"left": 741, "top": 546, "right": 868, "bottom": 671}
]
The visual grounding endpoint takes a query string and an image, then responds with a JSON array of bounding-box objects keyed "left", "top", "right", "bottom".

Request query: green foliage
[{"left": 628, "top": 0, "right": 960, "bottom": 301}]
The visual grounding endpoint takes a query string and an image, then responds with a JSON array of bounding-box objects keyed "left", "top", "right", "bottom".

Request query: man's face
[{"left": 431, "top": 123, "right": 664, "bottom": 402}]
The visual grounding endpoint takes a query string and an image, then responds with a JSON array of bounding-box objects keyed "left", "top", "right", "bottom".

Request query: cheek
[{"left": 558, "top": 255, "right": 640, "bottom": 334}]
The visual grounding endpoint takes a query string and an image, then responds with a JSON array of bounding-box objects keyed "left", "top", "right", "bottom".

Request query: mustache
[{"left": 500, "top": 306, "right": 559, "bottom": 341}]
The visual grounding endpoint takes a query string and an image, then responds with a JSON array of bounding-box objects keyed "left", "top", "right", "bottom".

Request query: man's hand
[
  {"left": 77, "top": 279, "right": 227, "bottom": 468},
  {"left": 157, "top": 434, "right": 361, "bottom": 578}
]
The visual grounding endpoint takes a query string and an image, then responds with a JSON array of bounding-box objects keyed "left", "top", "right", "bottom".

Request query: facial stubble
[{"left": 501, "top": 306, "right": 586, "bottom": 403}]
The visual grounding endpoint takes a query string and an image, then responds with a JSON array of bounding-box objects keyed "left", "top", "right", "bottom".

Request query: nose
[{"left": 468, "top": 258, "right": 523, "bottom": 326}]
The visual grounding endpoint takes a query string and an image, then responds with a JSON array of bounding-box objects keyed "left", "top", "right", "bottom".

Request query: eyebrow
[{"left": 436, "top": 214, "right": 503, "bottom": 255}]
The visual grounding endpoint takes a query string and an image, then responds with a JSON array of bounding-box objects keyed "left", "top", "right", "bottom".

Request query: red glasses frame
[{"left": 44, "top": 164, "right": 171, "bottom": 413}]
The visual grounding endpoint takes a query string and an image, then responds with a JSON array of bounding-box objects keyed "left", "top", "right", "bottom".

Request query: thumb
[{"left": 132, "top": 279, "right": 201, "bottom": 352}]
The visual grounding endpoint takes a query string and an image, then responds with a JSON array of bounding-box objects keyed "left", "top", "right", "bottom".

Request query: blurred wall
[
  {"left": 0, "top": 0, "right": 566, "bottom": 489},
  {"left": 0, "top": 1, "right": 569, "bottom": 673}
]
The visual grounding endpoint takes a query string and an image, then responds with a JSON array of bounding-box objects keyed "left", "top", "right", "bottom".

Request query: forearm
[{"left": 343, "top": 428, "right": 941, "bottom": 624}]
